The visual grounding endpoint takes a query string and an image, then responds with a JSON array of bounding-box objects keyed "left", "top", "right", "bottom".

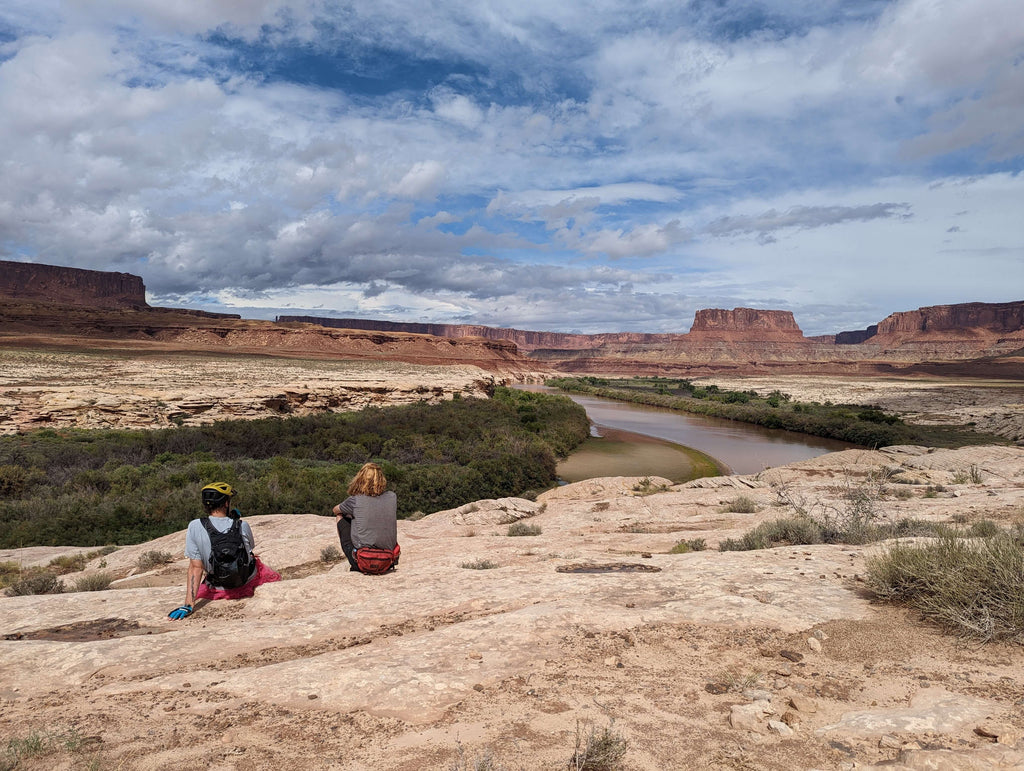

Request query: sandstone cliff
[
  {"left": 873, "top": 301, "right": 1024, "bottom": 337},
  {"left": 689, "top": 307, "right": 804, "bottom": 338},
  {"left": 277, "top": 316, "right": 669, "bottom": 351},
  {"left": 0, "top": 260, "right": 148, "bottom": 309}
]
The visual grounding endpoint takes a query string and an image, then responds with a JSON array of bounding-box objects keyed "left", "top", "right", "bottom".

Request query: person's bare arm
[{"left": 184, "top": 559, "right": 205, "bottom": 606}]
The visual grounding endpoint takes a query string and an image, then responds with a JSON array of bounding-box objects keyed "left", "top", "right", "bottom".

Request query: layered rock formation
[
  {"left": 0, "top": 260, "right": 148, "bottom": 309},
  {"left": 688, "top": 308, "right": 805, "bottom": 338},
  {"left": 278, "top": 316, "right": 666, "bottom": 351},
  {"left": 2, "top": 261, "right": 1021, "bottom": 377},
  {"left": 873, "top": 302, "right": 1024, "bottom": 337}
]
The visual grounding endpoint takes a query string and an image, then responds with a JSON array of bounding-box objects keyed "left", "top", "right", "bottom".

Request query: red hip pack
[{"left": 355, "top": 544, "right": 401, "bottom": 575}]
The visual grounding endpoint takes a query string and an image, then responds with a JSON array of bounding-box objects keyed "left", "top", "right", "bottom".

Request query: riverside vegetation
[
  {"left": 546, "top": 376, "right": 1007, "bottom": 448},
  {"left": 0, "top": 387, "right": 589, "bottom": 548}
]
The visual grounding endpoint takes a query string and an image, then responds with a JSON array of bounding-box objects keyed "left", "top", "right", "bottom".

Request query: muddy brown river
[{"left": 523, "top": 386, "right": 854, "bottom": 476}]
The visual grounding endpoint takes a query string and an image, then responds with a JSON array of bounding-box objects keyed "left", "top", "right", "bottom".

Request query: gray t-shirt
[
  {"left": 184, "top": 516, "right": 255, "bottom": 574},
  {"left": 338, "top": 492, "right": 398, "bottom": 550}
]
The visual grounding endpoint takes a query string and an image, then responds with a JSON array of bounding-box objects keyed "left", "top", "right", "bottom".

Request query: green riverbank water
[{"left": 556, "top": 427, "right": 724, "bottom": 484}]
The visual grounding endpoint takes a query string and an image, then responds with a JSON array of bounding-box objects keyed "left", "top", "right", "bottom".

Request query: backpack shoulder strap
[{"left": 200, "top": 517, "right": 218, "bottom": 537}]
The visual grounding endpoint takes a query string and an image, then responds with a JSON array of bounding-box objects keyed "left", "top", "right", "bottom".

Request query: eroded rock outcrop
[{"left": 0, "top": 260, "right": 148, "bottom": 309}]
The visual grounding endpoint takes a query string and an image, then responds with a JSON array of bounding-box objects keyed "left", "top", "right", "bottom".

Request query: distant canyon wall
[
  {"left": 0, "top": 260, "right": 148, "bottom": 309},
  {"left": 283, "top": 301, "right": 1024, "bottom": 376}
]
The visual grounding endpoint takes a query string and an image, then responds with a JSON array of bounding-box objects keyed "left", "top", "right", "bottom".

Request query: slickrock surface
[
  {"left": 2, "top": 446, "right": 1023, "bottom": 769},
  {"left": 0, "top": 349, "right": 497, "bottom": 434}
]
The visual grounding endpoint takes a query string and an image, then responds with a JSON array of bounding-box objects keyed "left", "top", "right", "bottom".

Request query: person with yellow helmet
[{"left": 168, "top": 482, "right": 279, "bottom": 619}]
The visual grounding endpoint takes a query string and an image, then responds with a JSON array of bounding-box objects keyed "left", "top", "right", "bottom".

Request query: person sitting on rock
[
  {"left": 168, "top": 482, "right": 280, "bottom": 619},
  {"left": 332, "top": 462, "right": 400, "bottom": 574}
]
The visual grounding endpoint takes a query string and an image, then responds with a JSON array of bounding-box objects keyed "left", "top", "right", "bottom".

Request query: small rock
[
  {"left": 640, "top": 553, "right": 652, "bottom": 558},
  {"left": 807, "top": 637, "right": 822, "bottom": 652},
  {"left": 773, "top": 663, "right": 793, "bottom": 677},
  {"left": 468, "top": 651, "right": 483, "bottom": 660},
  {"left": 472, "top": 683, "right": 484, "bottom": 692},
  {"left": 742, "top": 689, "right": 774, "bottom": 702},
  {"left": 975, "top": 722, "right": 1021, "bottom": 746},
  {"left": 307, "top": 694, "right": 318, "bottom": 700},
  {"left": 812, "top": 629, "right": 829, "bottom": 641},
  {"left": 604, "top": 656, "right": 621, "bottom": 668},
  {"left": 780, "top": 710, "right": 801, "bottom": 727},
  {"left": 705, "top": 682, "right": 730, "bottom": 695},
  {"left": 878, "top": 734, "right": 902, "bottom": 749},
  {"left": 789, "top": 696, "right": 817, "bottom": 713},
  {"left": 729, "top": 701, "right": 774, "bottom": 734},
  {"left": 779, "top": 650, "right": 803, "bottom": 663},
  {"left": 768, "top": 720, "right": 794, "bottom": 736}
]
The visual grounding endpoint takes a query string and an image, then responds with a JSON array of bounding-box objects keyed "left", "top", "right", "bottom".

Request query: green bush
[{"left": 866, "top": 533, "right": 1024, "bottom": 642}]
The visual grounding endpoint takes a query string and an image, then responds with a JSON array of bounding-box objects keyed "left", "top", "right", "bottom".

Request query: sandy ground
[{"left": 1, "top": 445, "right": 1024, "bottom": 771}]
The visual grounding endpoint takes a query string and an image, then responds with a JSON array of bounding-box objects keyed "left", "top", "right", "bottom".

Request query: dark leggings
[{"left": 336, "top": 517, "right": 359, "bottom": 570}]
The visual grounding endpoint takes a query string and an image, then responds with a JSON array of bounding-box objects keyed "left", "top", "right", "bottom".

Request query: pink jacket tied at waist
[{"left": 196, "top": 556, "right": 280, "bottom": 600}]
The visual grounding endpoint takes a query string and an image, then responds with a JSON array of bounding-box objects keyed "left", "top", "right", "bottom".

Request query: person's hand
[{"left": 168, "top": 604, "right": 193, "bottom": 620}]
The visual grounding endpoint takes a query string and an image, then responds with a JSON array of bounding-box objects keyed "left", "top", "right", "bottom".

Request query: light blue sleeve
[
  {"left": 241, "top": 521, "right": 255, "bottom": 553},
  {"left": 184, "top": 520, "right": 211, "bottom": 568}
]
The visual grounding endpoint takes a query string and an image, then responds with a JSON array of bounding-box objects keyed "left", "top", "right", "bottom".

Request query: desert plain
[{"left": 1, "top": 349, "right": 1024, "bottom": 770}]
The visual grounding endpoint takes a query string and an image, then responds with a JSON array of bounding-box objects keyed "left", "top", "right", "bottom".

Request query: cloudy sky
[{"left": 1, "top": 0, "right": 1022, "bottom": 335}]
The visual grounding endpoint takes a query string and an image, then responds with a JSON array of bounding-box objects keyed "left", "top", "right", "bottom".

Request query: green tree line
[
  {"left": 545, "top": 376, "right": 1005, "bottom": 448},
  {"left": 0, "top": 388, "right": 589, "bottom": 547}
]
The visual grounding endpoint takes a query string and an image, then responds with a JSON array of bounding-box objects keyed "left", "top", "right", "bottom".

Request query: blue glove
[{"left": 168, "top": 604, "right": 193, "bottom": 620}]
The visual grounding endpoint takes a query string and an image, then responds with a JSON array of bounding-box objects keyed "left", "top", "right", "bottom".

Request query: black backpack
[{"left": 200, "top": 517, "right": 254, "bottom": 588}]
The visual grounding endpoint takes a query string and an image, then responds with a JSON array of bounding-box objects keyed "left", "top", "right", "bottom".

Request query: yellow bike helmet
[{"left": 201, "top": 482, "right": 235, "bottom": 510}]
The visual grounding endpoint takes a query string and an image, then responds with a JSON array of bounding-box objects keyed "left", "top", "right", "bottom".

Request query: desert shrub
[
  {"left": 320, "top": 545, "right": 343, "bottom": 563},
  {"left": 866, "top": 532, "right": 1024, "bottom": 642},
  {"left": 893, "top": 487, "right": 913, "bottom": 500},
  {"left": 450, "top": 744, "right": 504, "bottom": 771},
  {"left": 669, "top": 538, "right": 706, "bottom": 554},
  {"left": 951, "top": 465, "right": 984, "bottom": 485},
  {"left": 723, "top": 495, "right": 757, "bottom": 514},
  {"left": 47, "top": 553, "right": 88, "bottom": 574},
  {"left": 136, "top": 550, "right": 174, "bottom": 570},
  {"left": 507, "top": 522, "right": 542, "bottom": 537},
  {"left": 460, "top": 559, "right": 499, "bottom": 570},
  {"left": 719, "top": 516, "right": 823, "bottom": 551},
  {"left": 631, "top": 477, "right": 668, "bottom": 496},
  {"left": 569, "top": 720, "right": 628, "bottom": 771},
  {"left": 73, "top": 571, "right": 113, "bottom": 592},
  {"left": 0, "top": 561, "right": 22, "bottom": 590},
  {"left": 880, "top": 518, "right": 945, "bottom": 538},
  {"left": 5, "top": 571, "right": 64, "bottom": 596},
  {"left": 967, "top": 519, "right": 1002, "bottom": 538},
  {"left": 2, "top": 729, "right": 84, "bottom": 769}
]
